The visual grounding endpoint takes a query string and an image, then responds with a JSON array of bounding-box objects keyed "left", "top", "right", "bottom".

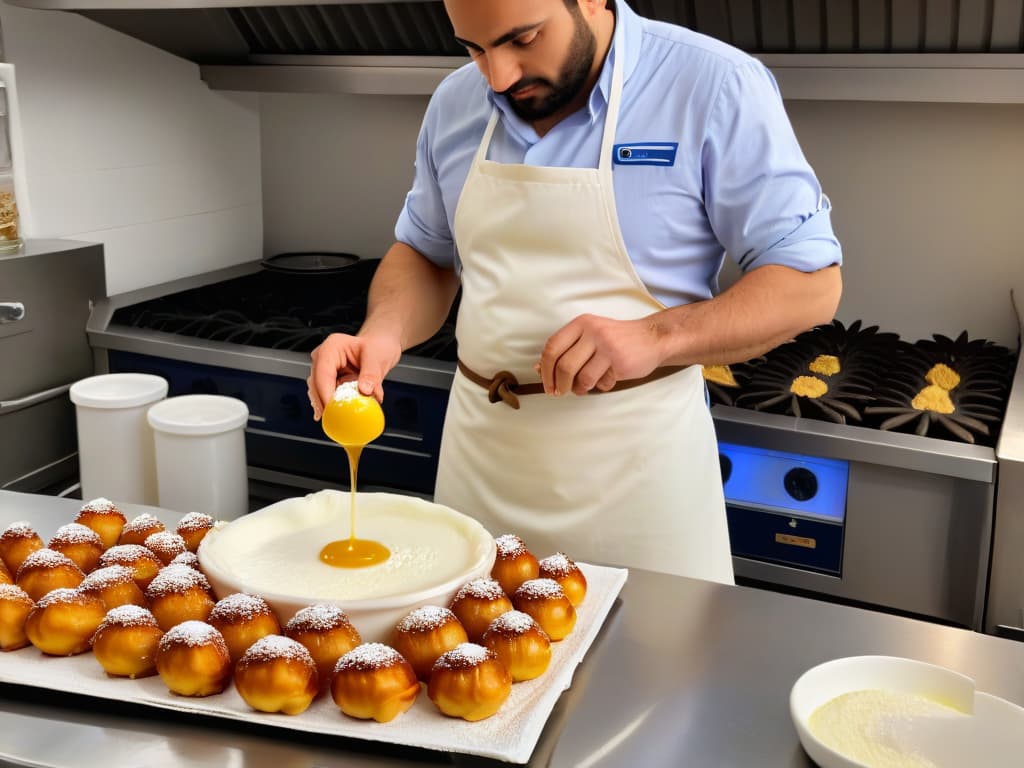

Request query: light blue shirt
[{"left": 395, "top": 0, "right": 842, "bottom": 307}]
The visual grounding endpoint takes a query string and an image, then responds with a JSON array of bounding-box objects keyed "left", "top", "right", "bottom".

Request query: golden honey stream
[{"left": 319, "top": 388, "right": 390, "bottom": 568}]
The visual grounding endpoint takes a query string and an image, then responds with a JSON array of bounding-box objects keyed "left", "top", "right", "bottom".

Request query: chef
[{"left": 308, "top": 0, "right": 842, "bottom": 584}]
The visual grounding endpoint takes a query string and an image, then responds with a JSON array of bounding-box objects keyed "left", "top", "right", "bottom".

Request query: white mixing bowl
[{"left": 198, "top": 490, "right": 497, "bottom": 642}]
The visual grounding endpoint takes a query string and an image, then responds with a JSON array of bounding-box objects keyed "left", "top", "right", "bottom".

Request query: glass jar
[{"left": 0, "top": 84, "right": 22, "bottom": 253}]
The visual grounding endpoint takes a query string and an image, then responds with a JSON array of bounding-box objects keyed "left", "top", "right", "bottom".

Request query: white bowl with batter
[{"left": 198, "top": 490, "right": 496, "bottom": 641}]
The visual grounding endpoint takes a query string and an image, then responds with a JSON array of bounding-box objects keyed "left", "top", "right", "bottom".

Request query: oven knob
[
  {"left": 784, "top": 467, "right": 818, "bottom": 501},
  {"left": 718, "top": 453, "right": 732, "bottom": 484}
]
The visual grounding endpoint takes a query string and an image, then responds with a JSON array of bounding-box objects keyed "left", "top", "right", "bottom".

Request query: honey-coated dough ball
[
  {"left": 391, "top": 605, "right": 468, "bottom": 682},
  {"left": 117, "top": 514, "right": 165, "bottom": 547},
  {"left": 511, "top": 578, "right": 576, "bottom": 641},
  {"left": 175, "top": 512, "right": 215, "bottom": 553},
  {"left": 169, "top": 551, "right": 200, "bottom": 570},
  {"left": 331, "top": 642, "right": 420, "bottom": 723},
  {"left": 15, "top": 549, "right": 85, "bottom": 602},
  {"left": 156, "top": 620, "right": 231, "bottom": 697},
  {"left": 0, "top": 521, "right": 44, "bottom": 575},
  {"left": 284, "top": 604, "right": 362, "bottom": 685},
  {"left": 0, "top": 559, "right": 12, "bottom": 585},
  {"left": 48, "top": 523, "right": 105, "bottom": 574},
  {"left": 208, "top": 593, "right": 281, "bottom": 664},
  {"left": 481, "top": 610, "right": 552, "bottom": 681},
  {"left": 145, "top": 564, "right": 215, "bottom": 631},
  {"left": 490, "top": 534, "right": 540, "bottom": 596},
  {"left": 234, "top": 634, "right": 318, "bottom": 715},
  {"left": 448, "top": 577, "right": 512, "bottom": 643},
  {"left": 99, "top": 544, "right": 163, "bottom": 591},
  {"left": 25, "top": 587, "right": 106, "bottom": 656},
  {"left": 427, "top": 642, "right": 512, "bottom": 721},
  {"left": 0, "top": 583, "right": 34, "bottom": 651},
  {"left": 538, "top": 552, "right": 588, "bottom": 607},
  {"left": 74, "top": 497, "right": 126, "bottom": 550},
  {"left": 78, "top": 565, "right": 148, "bottom": 610},
  {"left": 143, "top": 531, "right": 188, "bottom": 566},
  {"left": 91, "top": 604, "right": 163, "bottom": 678}
]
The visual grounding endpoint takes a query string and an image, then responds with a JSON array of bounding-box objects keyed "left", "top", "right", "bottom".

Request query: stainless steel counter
[{"left": 2, "top": 490, "right": 1023, "bottom": 768}]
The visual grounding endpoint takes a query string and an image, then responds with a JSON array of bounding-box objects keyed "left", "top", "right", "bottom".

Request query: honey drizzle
[{"left": 318, "top": 444, "right": 390, "bottom": 568}]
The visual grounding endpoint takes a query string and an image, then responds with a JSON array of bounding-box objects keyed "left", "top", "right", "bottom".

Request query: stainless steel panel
[
  {"left": 0, "top": 239, "right": 104, "bottom": 400},
  {"left": 0, "top": 387, "right": 78, "bottom": 492}
]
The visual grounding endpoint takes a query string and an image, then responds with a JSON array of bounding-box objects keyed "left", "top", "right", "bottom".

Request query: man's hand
[
  {"left": 307, "top": 332, "right": 403, "bottom": 420},
  {"left": 538, "top": 314, "right": 666, "bottom": 396}
]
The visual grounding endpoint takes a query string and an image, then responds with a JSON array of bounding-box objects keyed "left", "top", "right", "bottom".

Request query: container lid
[
  {"left": 69, "top": 373, "right": 168, "bottom": 409},
  {"left": 147, "top": 395, "right": 249, "bottom": 436}
]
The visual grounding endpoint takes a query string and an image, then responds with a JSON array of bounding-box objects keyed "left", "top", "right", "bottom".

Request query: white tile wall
[{"left": 0, "top": 3, "right": 262, "bottom": 295}]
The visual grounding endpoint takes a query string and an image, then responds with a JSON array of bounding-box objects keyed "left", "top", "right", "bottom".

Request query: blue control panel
[{"left": 718, "top": 442, "right": 849, "bottom": 523}]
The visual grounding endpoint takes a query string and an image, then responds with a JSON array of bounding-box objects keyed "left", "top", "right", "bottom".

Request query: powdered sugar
[
  {"left": 36, "top": 587, "right": 96, "bottom": 608},
  {"left": 79, "top": 498, "right": 121, "bottom": 515},
  {"left": 122, "top": 514, "right": 164, "bottom": 535},
  {"left": 433, "top": 642, "right": 493, "bottom": 670},
  {"left": 176, "top": 512, "right": 214, "bottom": 533},
  {"left": 332, "top": 381, "right": 362, "bottom": 402},
  {"left": 0, "top": 583, "right": 32, "bottom": 604},
  {"left": 485, "top": 610, "right": 541, "bottom": 637},
  {"left": 170, "top": 552, "right": 200, "bottom": 570},
  {"left": 239, "top": 634, "right": 313, "bottom": 665},
  {"left": 100, "top": 604, "right": 159, "bottom": 629},
  {"left": 452, "top": 578, "right": 507, "bottom": 602},
  {"left": 80, "top": 565, "right": 135, "bottom": 591},
  {"left": 50, "top": 523, "right": 102, "bottom": 547},
  {"left": 1, "top": 521, "right": 39, "bottom": 540},
  {"left": 285, "top": 604, "right": 352, "bottom": 633},
  {"left": 334, "top": 642, "right": 405, "bottom": 672},
  {"left": 100, "top": 545, "right": 160, "bottom": 568},
  {"left": 17, "top": 548, "right": 79, "bottom": 574},
  {"left": 209, "top": 593, "right": 272, "bottom": 622},
  {"left": 494, "top": 534, "right": 528, "bottom": 558},
  {"left": 159, "top": 620, "right": 227, "bottom": 651},
  {"left": 144, "top": 532, "right": 187, "bottom": 559},
  {"left": 538, "top": 553, "right": 577, "bottom": 578},
  {"left": 396, "top": 605, "right": 458, "bottom": 633},
  {"left": 145, "top": 564, "right": 211, "bottom": 597},
  {"left": 514, "top": 578, "right": 566, "bottom": 600}
]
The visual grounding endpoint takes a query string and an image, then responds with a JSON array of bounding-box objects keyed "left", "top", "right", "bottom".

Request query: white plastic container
[
  {"left": 69, "top": 373, "right": 168, "bottom": 505},
  {"left": 146, "top": 394, "right": 250, "bottom": 520}
]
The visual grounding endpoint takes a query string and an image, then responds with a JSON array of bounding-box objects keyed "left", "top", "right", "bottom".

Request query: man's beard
[{"left": 502, "top": 10, "right": 596, "bottom": 122}]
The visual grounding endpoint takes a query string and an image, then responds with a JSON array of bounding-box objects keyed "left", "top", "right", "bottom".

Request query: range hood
[{"left": 8, "top": 0, "right": 1024, "bottom": 100}]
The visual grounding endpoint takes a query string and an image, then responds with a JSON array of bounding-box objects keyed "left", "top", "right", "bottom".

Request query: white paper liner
[{"left": 0, "top": 563, "right": 626, "bottom": 764}]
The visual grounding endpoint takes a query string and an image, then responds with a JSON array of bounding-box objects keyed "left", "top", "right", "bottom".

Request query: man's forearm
[
  {"left": 360, "top": 242, "right": 461, "bottom": 350},
  {"left": 654, "top": 264, "right": 842, "bottom": 367}
]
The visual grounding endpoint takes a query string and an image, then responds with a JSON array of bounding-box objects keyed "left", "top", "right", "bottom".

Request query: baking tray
[{"left": 0, "top": 563, "right": 626, "bottom": 764}]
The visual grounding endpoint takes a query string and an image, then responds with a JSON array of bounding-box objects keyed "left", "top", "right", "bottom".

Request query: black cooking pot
[{"left": 261, "top": 251, "right": 362, "bottom": 274}]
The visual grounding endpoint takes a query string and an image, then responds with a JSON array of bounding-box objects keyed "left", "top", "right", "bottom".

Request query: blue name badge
[{"left": 613, "top": 142, "right": 678, "bottom": 166}]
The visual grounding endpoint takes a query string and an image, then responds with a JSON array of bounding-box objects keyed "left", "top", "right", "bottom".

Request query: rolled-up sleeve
[
  {"left": 702, "top": 61, "right": 842, "bottom": 273},
  {"left": 394, "top": 100, "right": 457, "bottom": 269}
]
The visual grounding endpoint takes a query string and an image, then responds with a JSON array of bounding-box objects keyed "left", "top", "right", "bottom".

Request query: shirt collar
[{"left": 487, "top": 0, "right": 642, "bottom": 136}]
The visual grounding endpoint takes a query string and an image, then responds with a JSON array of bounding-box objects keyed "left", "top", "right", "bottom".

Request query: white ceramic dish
[
  {"left": 790, "top": 655, "right": 1024, "bottom": 767},
  {"left": 198, "top": 490, "right": 497, "bottom": 641}
]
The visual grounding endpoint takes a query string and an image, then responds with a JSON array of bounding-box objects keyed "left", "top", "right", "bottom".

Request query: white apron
[{"left": 434, "top": 43, "right": 733, "bottom": 584}]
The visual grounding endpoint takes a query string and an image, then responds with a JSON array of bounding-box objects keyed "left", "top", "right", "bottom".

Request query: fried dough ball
[
  {"left": 145, "top": 564, "right": 215, "bottom": 631},
  {"left": 169, "top": 551, "right": 200, "bottom": 570},
  {"left": 48, "top": 523, "right": 105, "bottom": 574},
  {"left": 0, "top": 521, "right": 44, "bottom": 575},
  {"left": 283, "top": 604, "right": 362, "bottom": 687},
  {"left": 78, "top": 565, "right": 148, "bottom": 610},
  {"left": 448, "top": 577, "right": 512, "bottom": 643},
  {"left": 143, "top": 531, "right": 187, "bottom": 566},
  {"left": 538, "top": 552, "right": 587, "bottom": 607},
  {"left": 99, "top": 544, "right": 163, "bottom": 591},
  {"left": 25, "top": 588, "right": 106, "bottom": 656},
  {"left": 427, "top": 642, "right": 512, "bottom": 721},
  {"left": 331, "top": 643, "right": 420, "bottom": 723},
  {"left": 0, "top": 583, "right": 34, "bottom": 651},
  {"left": 234, "top": 635, "right": 319, "bottom": 715},
  {"left": 391, "top": 606, "right": 468, "bottom": 682},
  {"left": 481, "top": 610, "right": 552, "bottom": 681},
  {"left": 0, "top": 559, "right": 11, "bottom": 585},
  {"left": 91, "top": 604, "right": 163, "bottom": 678},
  {"left": 117, "top": 514, "right": 165, "bottom": 547},
  {"left": 74, "top": 497, "right": 126, "bottom": 550},
  {"left": 511, "top": 579, "right": 576, "bottom": 641},
  {"left": 15, "top": 549, "right": 85, "bottom": 602},
  {"left": 208, "top": 593, "right": 281, "bottom": 664},
  {"left": 490, "top": 534, "right": 540, "bottom": 596},
  {"left": 156, "top": 620, "right": 231, "bottom": 697},
  {"left": 176, "top": 512, "right": 215, "bottom": 553}
]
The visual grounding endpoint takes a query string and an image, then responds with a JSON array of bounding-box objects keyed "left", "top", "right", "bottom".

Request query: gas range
[{"left": 86, "top": 262, "right": 1024, "bottom": 632}]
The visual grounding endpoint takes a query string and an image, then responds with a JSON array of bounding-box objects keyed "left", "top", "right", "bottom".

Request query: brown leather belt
[{"left": 457, "top": 359, "right": 687, "bottom": 410}]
